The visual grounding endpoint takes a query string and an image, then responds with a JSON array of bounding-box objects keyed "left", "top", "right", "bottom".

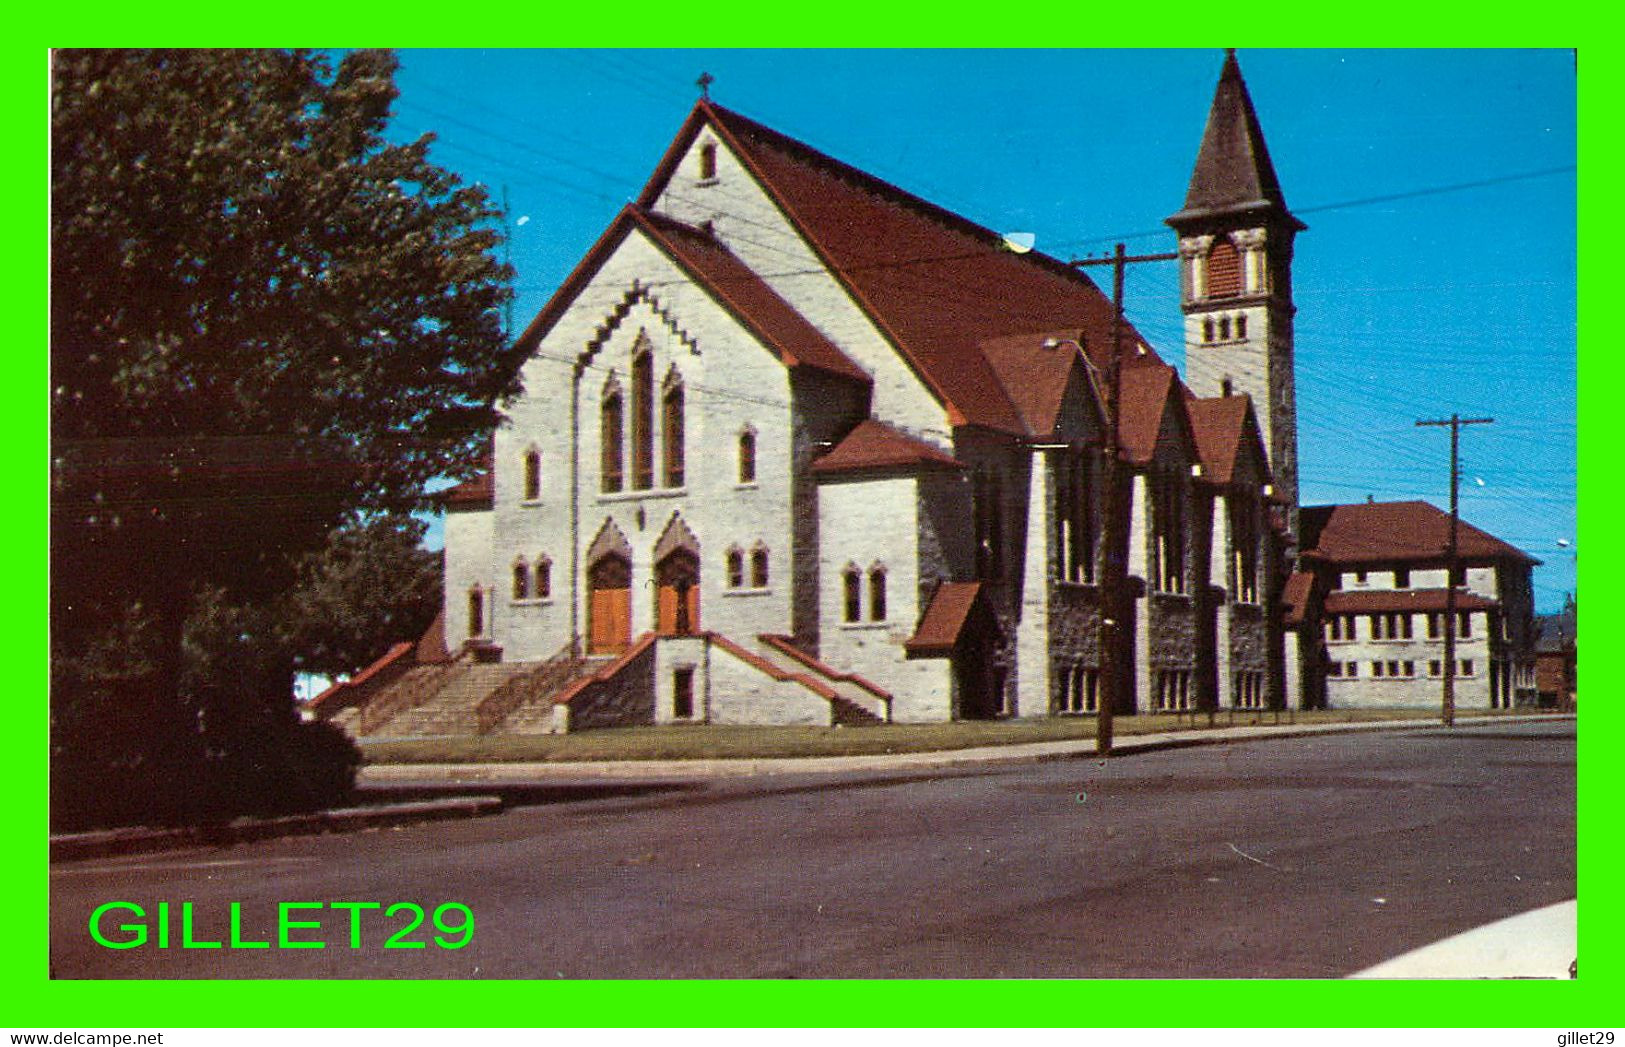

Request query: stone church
[{"left": 315, "top": 53, "right": 1538, "bottom": 736}]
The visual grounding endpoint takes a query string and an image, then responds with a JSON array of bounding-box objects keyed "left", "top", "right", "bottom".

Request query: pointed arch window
[
  {"left": 868, "top": 564, "right": 887, "bottom": 622},
  {"left": 1229, "top": 491, "right": 1260, "bottom": 604},
  {"left": 601, "top": 380, "right": 624, "bottom": 493},
  {"left": 750, "top": 545, "right": 769, "bottom": 589},
  {"left": 1053, "top": 449, "right": 1096, "bottom": 584},
  {"left": 1206, "top": 237, "right": 1242, "bottom": 299},
  {"left": 726, "top": 547, "right": 745, "bottom": 589},
  {"left": 512, "top": 559, "right": 530, "bottom": 601},
  {"left": 632, "top": 346, "right": 654, "bottom": 490},
  {"left": 662, "top": 373, "right": 685, "bottom": 488},
  {"left": 535, "top": 556, "right": 552, "bottom": 599},
  {"left": 522, "top": 448, "right": 541, "bottom": 502},
  {"left": 699, "top": 142, "right": 718, "bottom": 181},
  {"left": 738, "top": 428, "right": 757, "bottom": 484},
  {"left": 1154, "top": 464, "right": 1187, "bottom": 594},
  {"left": 468, "top": 586, "right": 485, "bottom": 639},
  {"left": 842, "top": 565, "right": 862, "bottom": 623}
]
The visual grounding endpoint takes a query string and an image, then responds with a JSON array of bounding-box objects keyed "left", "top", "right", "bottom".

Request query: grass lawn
[{"left": 357, "top": 706, "right": 1510, "bottom": 765}]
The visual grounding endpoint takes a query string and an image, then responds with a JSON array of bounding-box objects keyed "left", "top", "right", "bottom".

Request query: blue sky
[{"left": 389, "top": 49, "right": 1576, "bottom": 611}]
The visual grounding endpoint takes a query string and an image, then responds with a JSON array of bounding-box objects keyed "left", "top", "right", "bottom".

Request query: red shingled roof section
[
  {"left": 1324, "top": 588, "right": 1499, "bottom": 614},
  {"left": 655, "top": 102, "right": 1161, "bottom": 435},
  {"left": 812, "top": 419, "right": 965, "bottom": 476},
  {"left": 1117, "top": 361, "right": 1179, "bottom": 464},
  {"left": 443, "top": 470, "right": 493, "bottom": 510},
  {"left": 1281, "top": 570, "right": 1316, "bottom": 627},
  {"left": 633, "top": 209, "right": 870, "bottom": 383},
  {"left": 1186, "top": 395, "right": 1254, "bottom": 484},
  {"left": 1301, "top": 501, "right": 1538, "bottom": 566},
  {"left": 906, "top": 581, "right": 985, "bottom": 656},
  {"left": 980, "top": 332, "right": 1095, "bottom": 437}
]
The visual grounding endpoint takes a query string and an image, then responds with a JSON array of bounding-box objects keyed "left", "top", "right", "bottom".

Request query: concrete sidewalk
[{"left": 359, "top": 712, "right": 1575, "bottom": 785}]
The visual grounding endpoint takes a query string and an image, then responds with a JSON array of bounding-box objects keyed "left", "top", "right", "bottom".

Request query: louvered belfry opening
[{"left": 1206, "top": 237, "right": 1242, "bottom": 298}]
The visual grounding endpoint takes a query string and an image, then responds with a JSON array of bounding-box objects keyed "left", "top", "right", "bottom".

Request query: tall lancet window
[
  {"left": 1153, "top": 465, "right": 1187, "bottom": 594},
  {"left": 522, "top": 448, "right": 541, "bottom": 502},
  {"left": 632, "top": 346, "right": 654, "bottom": 490},
  {"left": 1229, "top": 491, "right": 1260, "bottom": 604},
  {"left": 737, "top": 429, "right": 756, "bottom": 484},
  {"left": 663, "top": 373, "right": 685, "bottom": 488},
  {"left": 601, "top": 379, "right": 624, "bottom": 493}
]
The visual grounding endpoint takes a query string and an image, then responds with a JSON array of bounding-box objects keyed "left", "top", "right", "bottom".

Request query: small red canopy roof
[
  {"left": 906, "top": 581, "right": 986, "bottom": 657},
  {"left": 812, "top": 419, "right": 964, "bottom": 477}
]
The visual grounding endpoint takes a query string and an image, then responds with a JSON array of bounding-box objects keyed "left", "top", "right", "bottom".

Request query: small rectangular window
[
  {"left": 1429, "top": 659, "right": 1441, "bottom": 677},
  {"left": 1327, "top": 662, "right": 1343, "bottom": 677},
  {"left": 673, "top": 667, "right": 695, "bottom": 719},
  {"left": 1394, "top": 569, "right": 1410, "bottom": 588},
  {"left": 1372, "top": 662, "right": 1384, "bottom": 678},
  {"left": 1402, "top": 660, "right": 1415, "bottom": 678},
  {"left": 1461, "top": 659, "right": 1474, "bottom": 677},
  {"left": 1346, "top": 662, "right": 1358, "bottom": 678}
]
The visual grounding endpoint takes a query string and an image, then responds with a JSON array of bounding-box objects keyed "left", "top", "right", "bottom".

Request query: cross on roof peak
[{"left": 696, "top": 72, "right": 715, "bottom": 99}]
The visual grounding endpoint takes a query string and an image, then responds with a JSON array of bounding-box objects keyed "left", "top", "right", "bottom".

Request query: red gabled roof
[
  {"left": 512, "top": 205, "right": 869, "bottom": 385},
  {"left": 1324, "top": 588, "right": 1499, "bottom": 614},
  {"left": 633, "top": 209, "right": 869, "bottom": 383},
  {"left": 811, "top": 419, "right": 964, "bottom": 477},
  {"left": 641, "top": 101, "right": 1162, "bottom": 435},
  {"left": 980, "top": 332, "right": 1099, "bottom": 438},
  {"left": 442, "top": 470, "right": 493, "bottom": 511},
  {"left": 1186, "top": 394, "right": 1260, "bottom": 485},
  {"left": 1117, "top": 361, "right": 1180, "bottom": 465},
  {"left": 1301, "top": 501, "right": 1539, "bottom": 566},
  {"left": 1281, "top": 570, "right": 1316, "bottom": 628},
  {"left": 906, "top": 581, "right": 986, "bottom": 657}
]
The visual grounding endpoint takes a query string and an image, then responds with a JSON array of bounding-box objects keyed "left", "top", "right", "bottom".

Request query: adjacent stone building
[{"left": 1288, "top": 500, "right": 1540, "bottom": 710}]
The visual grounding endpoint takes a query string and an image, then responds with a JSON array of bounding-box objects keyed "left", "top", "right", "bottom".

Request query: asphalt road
[{"left": 50, "top": 719, "right": 1575, "bottom": 979}]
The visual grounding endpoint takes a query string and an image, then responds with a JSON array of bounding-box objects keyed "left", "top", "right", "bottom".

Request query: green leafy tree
[
  {"left": 50, "top": 49, "right": 520, "bottom": 827},
  {"left": 283, "top": 513, "right": 443, "bottom": 680}
]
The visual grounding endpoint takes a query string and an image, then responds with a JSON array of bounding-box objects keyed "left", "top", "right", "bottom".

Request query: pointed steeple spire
[{"left": 1167, "top": 50, "right": 1304, "bottom": 231}]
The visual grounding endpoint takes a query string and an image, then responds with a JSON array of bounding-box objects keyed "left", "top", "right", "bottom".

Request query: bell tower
[{"left": 1166, "top": 50, "right": 1305, "bottom": 538}]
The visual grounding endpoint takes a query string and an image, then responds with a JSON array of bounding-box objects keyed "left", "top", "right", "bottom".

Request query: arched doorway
[
  {"left": 655, "top": 548, "right": 700, "bottom": 635},
  {"left": 587, "top": 553, "right": 632, "bottom": 655}
]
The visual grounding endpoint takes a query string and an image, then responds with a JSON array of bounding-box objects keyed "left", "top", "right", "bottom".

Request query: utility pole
[
  {"left": 1072, "top": 243, "right": 1178, "bottom": 754},
  {"left": 501, "top": 184, "right": 516, "bottom": 339},
  {"left": 1415, "top": 413, "right": 1493, "bottom": 727}
]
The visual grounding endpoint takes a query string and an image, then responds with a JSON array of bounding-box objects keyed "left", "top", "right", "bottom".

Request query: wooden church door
[
  {"left": 655, "top": 548, "right": 700, "bottom": 635},
  {"left": 587, "top": 553, "right": 632, "bottom": 655}
]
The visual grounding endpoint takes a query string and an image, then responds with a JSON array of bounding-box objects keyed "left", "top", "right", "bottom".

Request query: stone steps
[
  {"left": 750, "top": 636, "right": 890, "bottom": 725},
  {"left": 378, "top": 663, "right": 535, "bottom": 737}
]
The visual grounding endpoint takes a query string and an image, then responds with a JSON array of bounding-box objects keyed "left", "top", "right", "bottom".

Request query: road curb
[
  {"left": 50, "top": 796, "right": 504, "bottom": 864},
  {"left": 358, "top": 713, "right": 1576, "bottom": 784}
]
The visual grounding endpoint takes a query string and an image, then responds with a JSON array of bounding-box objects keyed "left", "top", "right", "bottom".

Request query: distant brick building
[
  {"left": 1534, "top": 602, "right": 1577, "bottom": 707},
  {"left": 318, "top": 53, "right": 1540, "bottom": 734}
]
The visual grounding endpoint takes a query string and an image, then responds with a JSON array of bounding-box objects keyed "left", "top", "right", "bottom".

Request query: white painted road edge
[{"left": 1349, "top": 899, "right": 1576, "bottom": 979}]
